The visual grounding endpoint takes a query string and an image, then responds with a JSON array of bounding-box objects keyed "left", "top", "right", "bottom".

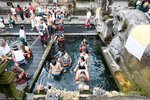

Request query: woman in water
[
  {"left": 74, "top": 56, "right": 88, "bottom": 72},
  {"left": 80, "top": 50, "right": 89, "bottom": 65},
  {"left": 49, "top": 59, "right": 63, "bottom": 80}
]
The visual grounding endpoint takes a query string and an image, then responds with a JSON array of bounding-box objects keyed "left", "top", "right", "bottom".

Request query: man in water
[
  {"left": 49, "top": 59, "right": 63, "bottom": 80},
  {"left": 75, "top": 70, "right": 90, "bottom": 82}
]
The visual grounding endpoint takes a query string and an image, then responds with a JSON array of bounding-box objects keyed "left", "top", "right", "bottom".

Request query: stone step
[
  {"left": 0, "top": 7, "right": 10, "bottom": 15},
  {"left": 79, "top": 94, "right": 92, "bottom": 97}
]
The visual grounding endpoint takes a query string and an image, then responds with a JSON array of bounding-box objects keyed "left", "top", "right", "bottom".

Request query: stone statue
[{"left": 109, "top": 8, "right": 150, "bottom": 96}]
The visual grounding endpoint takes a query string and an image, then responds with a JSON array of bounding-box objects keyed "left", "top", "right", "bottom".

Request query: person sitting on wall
[
  {"left": 0, "top": 39, "right": 14, "bottom": 68},
  {"left": 12, "top": 45, "right": 27, "bottom": 65},
  {"left": 20, "top": 44, "right": 32, "bottom": 58},
  {"left": 12, "top": 63, "right": 28, "bottom": 85},
  {"left": 61, "top": 51, "right": 72, "bottom": 71},
  {"left": 49, "top": 59, "right": 63, "bottom": 80}
]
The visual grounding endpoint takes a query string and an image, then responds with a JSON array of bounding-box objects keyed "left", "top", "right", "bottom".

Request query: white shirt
[
  {"left": 37, "top": 22, "right": 47, "bottom": 31},
  {"left": 0, "top": 44, "right": 11, "bottom": 56},
  {"left": 13, "top": 50, "right": 25, "bottom": 62},
  {"left": 38, "top": 6, "right": 44, "bottom": 13},
  {"left": 52, "top": 13, "right": 56, "bottom": 21},
  {"left": 11, "top": 8, "right": 16, "bottom": 15},
  {"left": 0, "top": 22, "right": 5, "bottom": 28},
  {"left": 19, "top": 29, "right": 26, "bottom": 38},
  {"left": 86, "top": 11, "right": 91, "bottom": 19},
  {"left": 136, "top": 1, "right": 142, "bottom": 5},
  {"left": 35, "top": 16, "right": 42, "bottom": 24}
]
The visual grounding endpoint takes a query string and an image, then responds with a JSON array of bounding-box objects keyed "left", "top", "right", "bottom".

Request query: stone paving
[{"left": 0, "top": 24, "right": 97, "bottom": 35}]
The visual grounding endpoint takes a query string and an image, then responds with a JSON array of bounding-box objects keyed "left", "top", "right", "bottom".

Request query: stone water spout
[{"left": 108, "top": 8, "right": 150, "bottom": 96}]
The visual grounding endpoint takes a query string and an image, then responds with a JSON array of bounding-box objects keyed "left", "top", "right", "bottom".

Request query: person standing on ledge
[
  {"left": 37, "top": 18, "right": 49, "bottom": 48},
  {"left": 85, "top": 8, "right": 92, "bottom": 28},
  {"left": 19, "top": 25, "right": 27, "bottom": 46}
]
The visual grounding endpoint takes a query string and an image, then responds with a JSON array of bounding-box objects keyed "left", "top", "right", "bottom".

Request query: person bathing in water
[
  {"left": 74, "top": 56, "right": 88, "bottom": 72},
  {"left": 80, "top": 50, "right": 89, "bottom": 65},
  {"left": 81, "top": 39, "right": 89, "bottom": 47},
  {"left": 80, "top": 38, "right": 89, "bottom": 53},
  {"left": 75, "top": 70, "right": 90, "bottom": 82},
  {"left": 61, "top": 51, "right": 72, "bottom": 71},
  {"left": 74, "top": 56, "right": 90, "bottom": 83},
  {"left": 49, "top": 59, "right": 63, "bottom": 80}
]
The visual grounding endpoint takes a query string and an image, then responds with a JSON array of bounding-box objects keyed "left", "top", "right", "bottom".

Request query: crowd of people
[
  {"left": 0, "top": 2, "right": 66, "bottom": 86},
  {"left": 0, "top": 2, "right": 67, "bottom": 31},
  {"left": 0, "top": 38, "right": 32, "bottom": 85},
  {"left": 0, "top": 2, "right": 93, "bottom": 91},
  {"left": 48, "top": 38, "right": 90, "bottom": 87},
  {"left": 10, "top": 3, "right": 65, "bottom": 47}
]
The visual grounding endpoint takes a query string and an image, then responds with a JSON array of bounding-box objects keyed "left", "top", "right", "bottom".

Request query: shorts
[{"left": 52, "top": 73, "right": 61, "bottom": 80}]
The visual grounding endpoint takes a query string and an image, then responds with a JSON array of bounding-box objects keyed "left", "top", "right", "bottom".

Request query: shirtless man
[
  {"left": 49, "top": 59, "right": 63, "bottom": 80},
  {"left": 75, "top": 70, "right": 90, "bottom": 82}
]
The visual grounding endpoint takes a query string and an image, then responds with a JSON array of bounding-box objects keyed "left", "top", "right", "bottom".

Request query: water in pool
[{"left": 36, "top": 36, "right": 118, "bottom": 91}]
